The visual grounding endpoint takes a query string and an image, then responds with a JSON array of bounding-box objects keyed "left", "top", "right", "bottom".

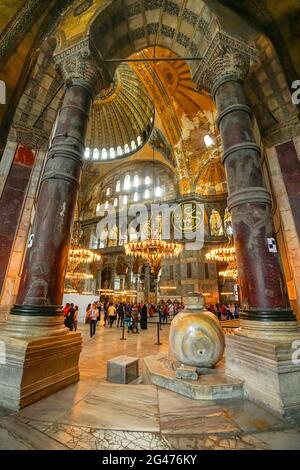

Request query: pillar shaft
[
  {"left": 215, "top": 78, "right": 293, "bottom": 322},
  {"left": 14, "top": 83, "right": 92, "bottom": 313}
]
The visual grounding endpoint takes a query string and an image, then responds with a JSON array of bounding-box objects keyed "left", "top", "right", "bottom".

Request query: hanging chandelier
[
  {"left": 205, "top": 245, "right": 235, "bottom": 263},
  {"left": 68, "top": 248, "right": 101, "bottom": 272},
  {"left": 124, "top": 239, "right": 183, "bottom": 270},
  {"left": 66, "top": 272, "right": 94, "bottom": 281},
  {"left": 67, "top": 221, "right": 101, "bottom": 272},
  {"left": 218, "top": 267, "right": 238, "bottom": 280}
]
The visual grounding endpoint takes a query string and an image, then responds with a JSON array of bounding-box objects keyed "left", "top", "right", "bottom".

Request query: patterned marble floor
[{"left": 0, "top": 322, "right": 300, "bottom": 450}]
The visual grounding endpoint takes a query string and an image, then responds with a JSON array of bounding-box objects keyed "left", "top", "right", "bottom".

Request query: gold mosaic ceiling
[{"left": 84, "top": 62, "right": 154, "bottom": 161}]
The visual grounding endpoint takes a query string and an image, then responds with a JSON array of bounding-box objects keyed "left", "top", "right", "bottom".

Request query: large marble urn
[{"left": 169, "top": 293, "right": 225, "bottom": 368}]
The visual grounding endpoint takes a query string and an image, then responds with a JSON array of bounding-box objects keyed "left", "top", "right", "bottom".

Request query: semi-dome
[{"left": 84, "top": 63, "right": 154, "bottom": 162}]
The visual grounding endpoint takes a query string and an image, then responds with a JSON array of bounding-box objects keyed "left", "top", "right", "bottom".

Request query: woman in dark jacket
[{"left": 140, "top": 303, "right": 148, "bottom": 330}]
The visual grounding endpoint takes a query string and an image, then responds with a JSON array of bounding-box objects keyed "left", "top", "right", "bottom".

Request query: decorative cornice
[
  {"left": 54, "top": 38, "right": 112, "bottom": 98},
  {"left": 0, "top": 0, "right": 45, "bottom": 65},
  {"left": 11, "top": 123, "right": 49, "bottom": 149},
  {"left": 193, "top": 31, "right": 258, "bottom": 96}
]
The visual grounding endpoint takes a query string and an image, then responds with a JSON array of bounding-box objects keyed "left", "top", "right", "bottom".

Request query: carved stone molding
[
  {"left": 262, "top": 120, "right": 300, "bottom": 148},
  {"left": 10, "top": 123, "right": 49, "bottom": 150},
  {"left": 54, "top": 38, "right": 112, "bottom": 98},
  {"left": 193, "top": 31, "right": 258, "bottom": 96}
]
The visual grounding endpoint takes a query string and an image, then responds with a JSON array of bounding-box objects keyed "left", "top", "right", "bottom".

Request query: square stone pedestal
[
  {"left": 107, "top": 355, "right": 139, "bottom": 384},
  {"left": 226, "top": 333, "right": 300, "bottom": 418},
  {"left": 0, "top": 331, "right": 82, "bottom": 411}
]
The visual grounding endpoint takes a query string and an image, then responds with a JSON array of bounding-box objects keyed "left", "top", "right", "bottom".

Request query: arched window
[
  {"left": 116, "top": 180, "right": 121, "bottom": 192},
  {"left": 124, "top": 144, "right": 130, "bottom": 154},
  {"left": 133, "top": 174, "right": 140, "bottom": 187},
  {"left": 104, "top": 200, "right": 109, "bottom": 210},
  {"left": 137, "top": 135, "right": 142, "bottom": 146},
  {"left": 155, "top": 186, "right": 162, "bottom": 197},
  {"left": 144, "top": 189, "right": 150, "bottom": 199},
  {"left": 109, "top": 148, "right": 115, "bottom": 159},
  {"left": 131, "top": 140, "right": 136, "bottom": 151},
  {"left": 101, "top": 148, "right": 107, "bottom": 160},
  {"left": 93, "top": 148, "right": 99, "bottom": 160},
  {"left": 123, "top": 195, "right": 128, "bottom": 205},
  {"left": 114, "top": 197, "right": 118, "bottom": 207},
  {"left": 84, "top": 148, "right": 90, "bottom": 160},
  {"left": 117, "top": 146, "right": 123, "bottom": 156},
  {"left": 204, "top": 134, "right": 214, "bottom": 147},
  {"left": 144, "top": 175, "right": 151, "bottom": 186},
  {"left": 124, "top": 174, "right": 131, "bottom": 190},
  {"left": 106, "top": 187, "right": 111, "bottom": 196},
  {"left": 133, "top": 192, "right": 139, "bottom": 202},
  {"left": 96, "top": 203, "right": 101, "bottom": 214}
]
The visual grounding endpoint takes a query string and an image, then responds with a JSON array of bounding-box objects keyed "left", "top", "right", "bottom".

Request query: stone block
[
  {"left": 175, "top": 365, "right": 198, "bottom": 381},
  {"left": 107, "top": 355, "right": 139, "bottom": 384},
  {"left": 226, "top": 333, "right": 300, "bottom": 418},
  {"left": 0, "top": 324, "right": 82, "bottom": 411}
]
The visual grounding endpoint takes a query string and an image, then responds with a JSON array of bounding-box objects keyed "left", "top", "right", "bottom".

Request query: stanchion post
[
  {"left": 120, "top": 319, "right": 126, "bottom": 340},
  {"left": 155, "top": 321, "right": 162, "bottom": 345}
]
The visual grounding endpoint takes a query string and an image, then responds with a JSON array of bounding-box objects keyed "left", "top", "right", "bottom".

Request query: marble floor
[{"left": 0, "top": 321, "right": 300, "bottom": 450}]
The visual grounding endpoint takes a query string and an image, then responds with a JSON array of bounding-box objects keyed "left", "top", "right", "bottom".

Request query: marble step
[{"left": 144, "top": 353, "right": 244, "bottom": 401}]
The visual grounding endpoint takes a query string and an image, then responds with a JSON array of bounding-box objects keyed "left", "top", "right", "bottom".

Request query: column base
[
  {"left": 225, "top": 332, "right": 300, "bottom": 418},
  {"left": 0, "top": 312, "right": 82, "bottom": 411}
]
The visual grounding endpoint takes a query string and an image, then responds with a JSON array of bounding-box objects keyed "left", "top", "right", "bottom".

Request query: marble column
[
  {"left": 194, "top": 32, "right": 300, "bottom": 417},
  {"left": 144, "top": 264, "right": 151, "bottom": 303},
  {"left": 126, "top": 259, "right": 133, "bottom": 290},
  {"left": 0, "top": 39, "right": 109, "bottom": 410}
]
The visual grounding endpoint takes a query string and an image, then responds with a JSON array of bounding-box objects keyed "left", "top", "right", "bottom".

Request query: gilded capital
[
  {"left": 193, "top": 32, "right": 258, "bottom": 97},
  {"left": 54, "top": 38, "right": 112, "bottom": 98}
]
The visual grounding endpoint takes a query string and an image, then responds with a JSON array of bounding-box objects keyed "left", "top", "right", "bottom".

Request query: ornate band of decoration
[
  {"left": 222, "top": 142, "right": 261, "bottom": 165},
  {"left": 240, "top": 309, "right": 296, "bottom": 322},
  {"left": 216, "top": 104, "right": 252, "bottom": 128},
  {"left": 54, "top": 38, "right": 112, "bottom": 99},
  {"left": 11, "top": 123, "right": 49, "bottom": 149},
  {"left": 193, "top": 31, "right": 258, "bottom": 94},
  {"left": 41, "top": 170, "right": 81, "bottom": 188},
  {"left": 227, "top": 187, "right": 272, "bottom": 211},
  {"left": 10, "top": 304, "right": 63, "bottom": 317},
  {"left": 0, "top": 0, "right": 46, "bottom": 65}
]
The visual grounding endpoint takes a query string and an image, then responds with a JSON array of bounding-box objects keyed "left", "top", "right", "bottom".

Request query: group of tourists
[
  {"left": 63, "top": 299, "right": 237, "bottom": 339},
  {"left": 206, "top": 303, "right": 239, "bottom": 320},
  {"left": 63, "top": 303, "right": 79, "bottom": 331}
]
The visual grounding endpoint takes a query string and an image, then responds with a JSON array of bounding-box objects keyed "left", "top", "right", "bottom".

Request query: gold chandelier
[
  {"left": 205, "top": 245, "right": 235, "bottom": 263},
  {"left": 218, "top": 267, "right": 238, "bottom": 280},
  {"left": 66, "top": 272, "right": 94, "bottom": 281},
  {"left": 124, "top": 238, "right": 183, "bottom": 270},
  {"left": 67, "top": 221, "right": 101, "bottom": 272},
  {"left": 68, "top": 248, "right": 101, "bottom": 272}
]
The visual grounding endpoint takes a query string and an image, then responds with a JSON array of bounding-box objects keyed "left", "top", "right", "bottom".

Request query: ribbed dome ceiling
[{"left": 84, "top": 63, "right": 154, "bottom": 162}]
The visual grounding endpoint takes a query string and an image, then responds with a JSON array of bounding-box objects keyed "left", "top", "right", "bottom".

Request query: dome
[{"left": 84, "top": 63, "right": 154, "bottom": 162}]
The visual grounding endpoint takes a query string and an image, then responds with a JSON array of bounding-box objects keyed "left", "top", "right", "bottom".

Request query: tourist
[
  {"left": 89, "top": 302, "right": 99, "bottom": 338},
  {"left": 108, "top": 302, "right": 117, "bottom": 327},
  {"left": 63, "top": 303, "right": 70, "bottom": 327},
  {"left": 131, "top": 304, "right": 139, "bottom": 333},
  {"left": 117, "top": 302, "right": 125, "bottom": 328},
  {"left": 73, "top": 305, "right": 79, "bottom": 332},
  {"left": 140, "top": 302, "right": 148, "bottom": 330},
  {"left": 85, "top": 303, "right": 91, "bottom": 324}
]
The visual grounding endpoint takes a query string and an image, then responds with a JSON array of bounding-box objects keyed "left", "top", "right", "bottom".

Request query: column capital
[
  {"left": 193, "top": 32, "right": 258, "bottom": 98},
  {"left": 54, "top": 38, "right": 112, "bottom": 98}
]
